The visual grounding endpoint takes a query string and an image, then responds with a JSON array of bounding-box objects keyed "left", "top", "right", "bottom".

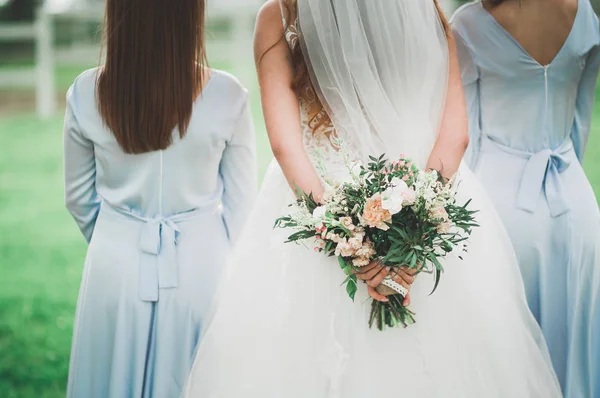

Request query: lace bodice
[{"left": 283, "top": 14, "right": 361, "bottom": 184}]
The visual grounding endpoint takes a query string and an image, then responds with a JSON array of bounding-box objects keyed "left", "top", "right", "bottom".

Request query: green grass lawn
[{"left": 0, "top": 68, "right": 599, "bottom": 397}]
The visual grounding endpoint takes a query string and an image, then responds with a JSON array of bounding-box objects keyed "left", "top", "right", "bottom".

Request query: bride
[{"left": 185, "top": 0, "right": 562, "bottom": 396}]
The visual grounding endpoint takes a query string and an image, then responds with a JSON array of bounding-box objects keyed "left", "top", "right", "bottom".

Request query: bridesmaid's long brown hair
[{"left": 98, "top": 0, "right": 208, "bottom": 154}]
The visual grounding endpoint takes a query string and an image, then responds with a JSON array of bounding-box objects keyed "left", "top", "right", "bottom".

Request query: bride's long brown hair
[{"left": 278, "top": 0, "right": 450, "bottom": 134}]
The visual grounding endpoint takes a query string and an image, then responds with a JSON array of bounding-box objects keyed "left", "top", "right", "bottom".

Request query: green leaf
[
  {"left": 325, "top": 241, "right": 334, "bottom": 253},
  {"left": 428, "top": 254, "right": 444, "bottom": 272},
  {"left": 409, "top": 253, "right": 418, "bottom": 269},
  {"left": 346, "top": 279, "right": 358, "bottom": 301},
  {"left": 338, "top": 256, "right": 347, "bottom": 270},
  {"left": 430, "top": 268, "right": 442, "bottom": 296},
  {"left": 287, "top": 230, "right": 316, "bottom": 242}
]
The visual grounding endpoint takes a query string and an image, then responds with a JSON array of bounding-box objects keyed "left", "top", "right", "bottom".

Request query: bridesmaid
[
  {"left": 63, "top": 0, "right": 257, "bottom": 396},
  {"left": 452, "top": 0, "right": 600, "bottom": 396}
]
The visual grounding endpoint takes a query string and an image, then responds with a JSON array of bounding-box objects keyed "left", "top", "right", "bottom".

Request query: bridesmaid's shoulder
[
  {"left": 450, "top": 1, "right": 487, "bottom": 47},
  {"left": 450, "top": 1, "right": 483, "bottom": 25},
  {"left": 65, "top": 67, "right": 101, "bottom": 111},
  {"left": 208, "top": 69, "right": 247, "bottom": 94},
  {"left": 580, "top": 0, "right": 600, "bottom": 42},
  {"left": 206, "top": 69, "right": 249, "bottom": 106}
]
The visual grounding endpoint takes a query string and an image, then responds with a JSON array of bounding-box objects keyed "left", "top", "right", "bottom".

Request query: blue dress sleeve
[
  {"left": 63, "top": 83, "right": 101, "bottom": 243},
  {"left": 571, "top": 43, "right": 600, "bottom": 164},
  {"left": 219, "top": 94, "right": 258, "bottom": 244},
  {"left": 453, "top": 30, "right": 482, "bottom": 169}
]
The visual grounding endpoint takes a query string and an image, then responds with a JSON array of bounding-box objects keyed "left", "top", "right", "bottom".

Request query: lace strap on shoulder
[
  {"left": 278, "top": 0, "right": 298, "bottom": 50},
  {"left": 277, "top": 0, "right": 288, "bottom": 29}
]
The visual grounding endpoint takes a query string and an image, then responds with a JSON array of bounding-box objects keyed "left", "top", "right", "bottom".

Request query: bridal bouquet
[{"left": 275, "top": 154, "right": 479, "bottom": 330}]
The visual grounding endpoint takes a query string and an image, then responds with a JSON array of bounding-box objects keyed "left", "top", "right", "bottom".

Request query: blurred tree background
[
  {"left": 0, "top": 1, "right": 599, "bottom": 397},
  {"left": 0, "top": 0, "right": 38, "bottom": 21},
  {"left": 0, "top": 0, "right": 38, "bottom": 61},
  {"left": 1, "top": 0, "right": 599, "bottom": 19}
]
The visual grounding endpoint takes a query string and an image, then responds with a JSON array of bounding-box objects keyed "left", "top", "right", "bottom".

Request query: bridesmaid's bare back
[{"left": 484, "top": 0, "right": 579, "bottom": 66}]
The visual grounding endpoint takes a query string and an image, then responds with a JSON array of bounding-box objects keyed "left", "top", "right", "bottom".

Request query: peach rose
[
  {"left": 430, "top": 205, "right": 452, "bottom": 234},
  {"left": 326, "top": 232, "right": 343, "bottom": 243},
  {"left": 335, "top": 239, "right": 356, "bottom": 257},
  {"left": 437, "top": 220, "right": 452, "bottom": 234},
  {"left": 361, "top": 193, "right": 392, "bottom": 231},
  {"left": 348, "top": 231, "right": 365, "bottom": 250},
  {"left": 340, "top": 216, "right": 356, "bottom": 231},
  {"left": 430, "top": 205, "right": 449, "bottom": 223},
  {"left": 355, "top": 241, "right": 376, "bottom": 259},
  {"left": 353, "top": 257, "right": 371, "bottom": 267}
]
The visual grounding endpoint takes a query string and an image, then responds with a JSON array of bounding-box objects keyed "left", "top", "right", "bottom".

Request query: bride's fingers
[
  {"left": 403, "top": 293, "right": 411, "bottom": 306},
  {"left": 394, "top": 269, "right": 416, "bottom": 285},
  {"left": 355, "top": 263, "right": 385, "bottom": 281},
  {"left": 363, "top": 260, "right": 382, "bottom": 272},
  {"left": 401, "top": 265, "right": 419, "bottom": 276},
  {"left": 352, "top": 259, "right": 380, "bottom": 274},
  {"left": 366, "top": 267, "right": 390, "bottom": 288},
  {"left": 368, "top": 285, "right": 389, "bottom": 302}
]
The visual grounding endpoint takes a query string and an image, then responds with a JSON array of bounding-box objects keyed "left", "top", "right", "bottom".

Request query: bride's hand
[{"left": 354, "top": 261, "right": 417, "bottom": 302}]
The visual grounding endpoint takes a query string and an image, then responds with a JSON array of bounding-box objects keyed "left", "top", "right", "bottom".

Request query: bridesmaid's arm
[
  {"left": 425, "top": 32, "right": 470, "bottom": 180},
  {"left": 254, "top": 0, "right": 325, "bottom": 202},
  {"left": 219, "top": 95, "right": 258, "bottom": 244},
  {"left": 63, "top": 84, "right": 101, "bottom": 243},
  {"left": 571, "top": 44, "right": 600, "bottom": 164},
  {"left": 452, "top": 31, "right": 482, "bottom": 169}
]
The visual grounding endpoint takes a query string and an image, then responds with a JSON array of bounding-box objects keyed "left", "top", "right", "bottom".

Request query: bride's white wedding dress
[{"left": 185, "top": 2, "right": 562, "bottom": 397}]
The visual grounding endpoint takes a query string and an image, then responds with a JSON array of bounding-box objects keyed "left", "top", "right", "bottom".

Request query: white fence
[{"left": 0, "top": 9, "right": 55, "bottom": 118}]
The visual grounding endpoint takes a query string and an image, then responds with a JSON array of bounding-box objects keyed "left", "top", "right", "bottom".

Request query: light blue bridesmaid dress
[
  {"left": 63, "top": 68, "right": 257, "bottom": 397},
  {"left": 452, "top": 1, "right": 600, "bottom": 396}
]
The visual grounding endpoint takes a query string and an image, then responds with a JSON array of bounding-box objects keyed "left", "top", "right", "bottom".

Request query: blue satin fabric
[{"left": 480, "top": 137, "right": 573, "bottom": 217}]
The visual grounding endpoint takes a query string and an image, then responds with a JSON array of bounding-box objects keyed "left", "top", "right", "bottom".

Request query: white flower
[
  {"left": 313, "top": 206, "right": 327, "bottom": 219},
  {"left": 381, "top": 192, "right": 404, "bottom": 215},
  {"left": 381, "top": 178, "right": 416, "bottom": 215}
]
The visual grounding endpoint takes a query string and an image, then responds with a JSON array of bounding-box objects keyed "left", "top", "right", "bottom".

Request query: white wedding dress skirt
[{"left": 184, "top": 160, "right": 562, "bottom": 398}]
